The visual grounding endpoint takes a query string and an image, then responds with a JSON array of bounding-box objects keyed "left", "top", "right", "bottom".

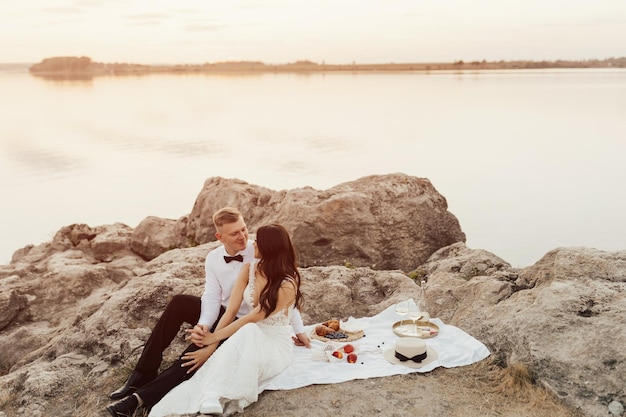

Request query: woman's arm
[
  {"left": 208, "top": 262, "right": 251, "bottom": 339},
  {"left": 203, "top": 279, "right": 296, "bottom": 346}
]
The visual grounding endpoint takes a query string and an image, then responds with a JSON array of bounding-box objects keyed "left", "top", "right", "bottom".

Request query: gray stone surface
[{"left": 0, "top": 174, "right": 623, "bottom": 417}]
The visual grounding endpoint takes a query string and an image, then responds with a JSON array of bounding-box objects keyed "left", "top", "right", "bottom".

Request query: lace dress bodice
[{"left": 244, "top": 261, "right": 293, "bottom": 326}]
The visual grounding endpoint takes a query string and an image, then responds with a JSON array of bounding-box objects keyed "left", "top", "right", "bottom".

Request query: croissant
[
  {"left": 315, "top": 324, "right": 336, "bottom": 336},
  {"left": 323, "top": 319, "right": 341, "bottom": 331}
]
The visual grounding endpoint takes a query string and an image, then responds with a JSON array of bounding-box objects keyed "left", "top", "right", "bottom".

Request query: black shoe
[
  {"left": 109, "top": 371, "right": 154, "bottom": 400},
  {"left": 105, "top": 395, "right": 139, "bottom": 417}
]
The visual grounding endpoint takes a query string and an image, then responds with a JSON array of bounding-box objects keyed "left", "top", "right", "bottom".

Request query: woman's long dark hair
[{"left": 255, "top": 224, "right": 303, "bottom": 318}]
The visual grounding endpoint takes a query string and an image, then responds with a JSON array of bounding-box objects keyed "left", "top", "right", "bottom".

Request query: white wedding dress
[{"left": 149, "top": 262, "right": 295, "bottom": 416}]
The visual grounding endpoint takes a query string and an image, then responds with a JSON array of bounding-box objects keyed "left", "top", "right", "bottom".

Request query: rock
[
  {"left": 0, "top": 224, "right": 147, "bottom": 371},
  {"left": 416, "top": 242, "right": 517, "bottom": 324},
  {"left": 11, "top": 174, "right": 464, "bottom": 272},
  {"left": 608, "top": 400, "right": 624, "bottom": 415},
  {"left": 299, "top": 266, "right": 420, "bottom": 324},
  {"left": 45, "top": 223, "right": 141, "bottom": 264},
  {"left": 130, "top": 216, "right": 181, "bottom": 260},
  {"left": 183, "top": 177, "right": 274, "bottom": 246},
  {"left": 1, "top": 175, "right": 623, "bottom": 417},
  {"left": 9, "top": 244, "right": 35, "bottom": 264},
  {"left": 515, "top": 246, "right": 626, "bottom": 289},
  {"left": 91, "top": 223, "right": 135, "bottom": 262},
  {"left": 51, "top": 223, "right": 98, "bottom": 250},
  {"left": 3, "top": 240, "right": 623, "bottom": 416},
  {"left": 0, "top": 289, "right": 27, "bottom": 331},
  {"left": 180, "top": 174, "right": 466, "bottom": 271},
  {"left": 0, "top": 243, "right": 420, "bottom": 416},
  {"left": 421, "top": 244, "right": 626, "bottom": 417}
]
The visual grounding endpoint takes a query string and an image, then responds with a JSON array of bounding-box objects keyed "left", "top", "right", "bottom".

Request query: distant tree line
[{"left": 28, "top": 56, "right": 626, "bottom": 78}]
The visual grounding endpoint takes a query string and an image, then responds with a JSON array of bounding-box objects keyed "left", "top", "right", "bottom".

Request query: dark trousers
[{"left": 132, "top": 294, "right": 224, "bottom": 408}]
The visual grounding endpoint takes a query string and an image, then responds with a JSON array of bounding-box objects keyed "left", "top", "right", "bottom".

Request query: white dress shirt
[{"left": 198, "top": 240, "right": 305, "bottom": 335}]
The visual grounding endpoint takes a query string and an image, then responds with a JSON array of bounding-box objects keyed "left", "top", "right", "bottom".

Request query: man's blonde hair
[{"left": 212, "top": 207, "right": 243, "bottom": 229}]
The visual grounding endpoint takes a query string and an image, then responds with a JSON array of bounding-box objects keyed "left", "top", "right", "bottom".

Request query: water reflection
[
  {"left": 305, "top": 135, "right": 352, "bottom": 152},
  {"left": 0, "top": 69, "right": 625, "bottom": 267},
  {"left": 103, "top": 135, "right": 226, "bottom": 158},
  {"left": 32, "top": 73, "right": 95, "bottom": 83},
  {"left": 276, "top": 160, "right": 320, "bottom": 178},
  {"left": 6, "top": 141, "right": 84, "bottom": 180}
]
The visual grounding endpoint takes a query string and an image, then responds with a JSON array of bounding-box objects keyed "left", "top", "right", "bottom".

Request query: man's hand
[
  {"left": 181, "top": 346, "right": 215, "bottom": 374},
  {"left": 292, "top": 332, "right": 311, "bottom": 348},
  {"left": 186, "top": 324, "right": 209, "bottom": 347}
]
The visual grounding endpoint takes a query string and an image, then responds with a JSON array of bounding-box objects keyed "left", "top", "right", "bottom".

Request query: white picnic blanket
[{"left": 261, "top": 299, "right": 490, "bottom": 391}]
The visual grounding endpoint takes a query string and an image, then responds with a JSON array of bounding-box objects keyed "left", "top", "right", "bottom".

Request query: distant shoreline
[{"left": 28, "top": 56, "right": 626, "bottom": 78}]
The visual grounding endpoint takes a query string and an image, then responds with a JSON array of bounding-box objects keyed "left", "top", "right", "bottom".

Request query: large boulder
[
  {"left": 179, "top": 174, "right": 466, "bottom": 271},
  {"left": 130, "top": 216, "right": 183, "bottom": 261},
  {"left": 41, "top": 174, "right": 464, "bottom": 269},
  {"left": 299, "top": 266, "right": 420, "bottom": 324},
  {"left": 416, "top": 242, "right": 516, "bottom": 324},
  {"left": 11, "top": 223, "right": 142, "bottom": 266},
  {"left": 419, "top": 244, "right": 626, "bottom": 417}
]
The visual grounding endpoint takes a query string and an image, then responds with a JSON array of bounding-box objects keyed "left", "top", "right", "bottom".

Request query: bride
[{"left": 149, "top": 223, "right": 304, "bottom": 416}]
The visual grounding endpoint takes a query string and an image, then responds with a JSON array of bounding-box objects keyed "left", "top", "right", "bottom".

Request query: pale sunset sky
[{"left": 2, "top": 0, "right": 625, "bottom": 65}]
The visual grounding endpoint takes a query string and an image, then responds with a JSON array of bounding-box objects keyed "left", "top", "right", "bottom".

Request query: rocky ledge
[{"left": 0, "top": 174, "right": 624, "bottom": 417}]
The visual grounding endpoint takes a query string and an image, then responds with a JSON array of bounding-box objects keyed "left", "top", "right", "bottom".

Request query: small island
[{"left": 28, "top": 55, "right": 626, "bottom": 78}]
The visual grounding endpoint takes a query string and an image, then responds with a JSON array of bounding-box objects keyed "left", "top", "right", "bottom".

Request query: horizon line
[{"left": 4, "top": 55, "right": 626, "bottom": 66}]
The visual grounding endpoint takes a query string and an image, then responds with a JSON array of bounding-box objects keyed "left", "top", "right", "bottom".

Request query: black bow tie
[{"left": 224, "top": 254, "right": 244, "bottom": 263}]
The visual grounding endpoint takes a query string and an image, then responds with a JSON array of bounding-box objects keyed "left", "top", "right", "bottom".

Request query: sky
[{"left": 2, "top": 0, "right": 626, "bottom": 65}]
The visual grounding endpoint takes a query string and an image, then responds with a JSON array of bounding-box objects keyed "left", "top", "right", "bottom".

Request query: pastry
[
  {"left": 315, "top": 324, "right": 336, "bottom": 336},
  {"left": 323, "top": 319, "right": 340, "bottom": 331}
]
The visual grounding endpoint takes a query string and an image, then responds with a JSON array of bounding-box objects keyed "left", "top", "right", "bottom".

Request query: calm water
[{"left": 1, "top": 66, "right": 625, "bottom": 267}]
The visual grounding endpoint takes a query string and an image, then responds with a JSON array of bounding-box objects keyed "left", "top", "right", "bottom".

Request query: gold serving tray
[{"left": 393, "top": 320, "right": 439, "bottom": 338}]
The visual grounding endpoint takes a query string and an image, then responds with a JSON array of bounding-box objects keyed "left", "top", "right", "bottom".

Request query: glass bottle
[{"left": 417, "top": 280, "right": 429, "bottom": 322}]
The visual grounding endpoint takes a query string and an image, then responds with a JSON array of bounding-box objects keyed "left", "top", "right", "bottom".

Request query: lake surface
[{"left": 1, "top": 66, "right": 625, "bottom": 267}]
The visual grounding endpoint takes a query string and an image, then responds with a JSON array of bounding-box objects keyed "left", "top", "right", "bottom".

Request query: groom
[{"left": 105, "top": 207, "right": 310, "bottom": 416}]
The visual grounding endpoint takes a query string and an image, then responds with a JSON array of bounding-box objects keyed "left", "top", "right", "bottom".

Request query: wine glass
[
  {"left": 395, "top": 300, "right": 409, "bottom": 333},
  {"left": 408, "top": 304, "right": 422, "bottom": 336},
  {"left": 395, "top": 300, "right": 409, "bottom": 317}
]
